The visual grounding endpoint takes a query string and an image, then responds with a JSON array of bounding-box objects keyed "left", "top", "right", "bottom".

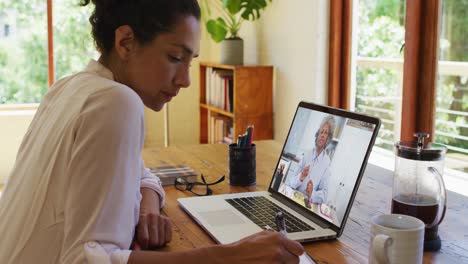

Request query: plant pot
[{"left": 220, "top": 38, "right": 243, "bottom": 65}]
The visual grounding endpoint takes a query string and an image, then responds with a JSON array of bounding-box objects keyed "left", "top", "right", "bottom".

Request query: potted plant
[{"left": 201, "top": 0, "right": 272, "bottom": 65}]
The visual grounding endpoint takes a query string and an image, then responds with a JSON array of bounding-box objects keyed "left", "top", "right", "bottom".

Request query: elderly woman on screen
[{"left": 290, "top": 115, "right": 336, "bottom": 204}]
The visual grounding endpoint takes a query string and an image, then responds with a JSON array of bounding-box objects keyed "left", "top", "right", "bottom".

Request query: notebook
[
  {"left": 178, "top": 101, "right": 380, "bottom": 245},
  {"left": 149, "top": 165, "right": 197, "bottom": 186}
]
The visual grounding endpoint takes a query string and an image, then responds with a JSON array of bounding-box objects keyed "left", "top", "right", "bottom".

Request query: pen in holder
[{"left": 228, "top": 143, "right": 256, "bottom": 186}]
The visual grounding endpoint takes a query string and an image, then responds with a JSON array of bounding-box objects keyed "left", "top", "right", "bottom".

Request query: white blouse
[
  {"left": 289, "top": 148, "right": 331, "bottom": 204},
  {"left": 0, "top": 60, "right": 165, "bottom": 264}
]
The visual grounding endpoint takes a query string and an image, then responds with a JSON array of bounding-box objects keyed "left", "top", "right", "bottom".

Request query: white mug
[{"left": 369, "top": 214, "right": 425, "bottom": 264}]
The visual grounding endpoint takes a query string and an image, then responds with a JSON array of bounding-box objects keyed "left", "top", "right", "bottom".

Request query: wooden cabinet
[{"left": 199, "top": 62, "right": 274, "bottom": 144}]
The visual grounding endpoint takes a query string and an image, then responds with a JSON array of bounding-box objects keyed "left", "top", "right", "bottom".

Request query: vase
[{"left": 220, "top": 38, "right": 243, "bottom": 65}]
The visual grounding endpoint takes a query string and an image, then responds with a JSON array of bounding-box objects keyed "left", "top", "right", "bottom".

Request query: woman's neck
[
  {"left": 98, "top": 53, "right": 127, "bottom": 84},
  {"left": 316, "top": 146, "right": 324, "bottom": 156}
]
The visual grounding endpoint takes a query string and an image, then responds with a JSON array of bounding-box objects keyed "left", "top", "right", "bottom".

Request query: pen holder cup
[{"left": 228, "top": 143, "right": 256, "bottom": 186}]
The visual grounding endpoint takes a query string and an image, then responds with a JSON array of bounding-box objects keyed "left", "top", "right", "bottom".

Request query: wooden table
[{"left": 142, "top": 141, "right": 468, "bottom": 263}]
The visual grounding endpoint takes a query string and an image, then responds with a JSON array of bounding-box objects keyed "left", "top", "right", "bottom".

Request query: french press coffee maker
[{"left": 392, "top": 133, "right": 447, "bottom": 251}]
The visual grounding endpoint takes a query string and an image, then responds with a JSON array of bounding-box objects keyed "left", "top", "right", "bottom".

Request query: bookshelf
[{"left": 199, "top": 62, "right": 273, "bottom": 144}]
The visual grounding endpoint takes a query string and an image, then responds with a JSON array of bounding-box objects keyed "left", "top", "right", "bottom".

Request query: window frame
[
  {"left": 47, "top": 0, "right": 54, "bottom": 87},
  {"left": 328, "top": 0, "right": 353, "bottom": 110},
  {"left": 328, "top": 0, "right": 442, "bottom": 143}
]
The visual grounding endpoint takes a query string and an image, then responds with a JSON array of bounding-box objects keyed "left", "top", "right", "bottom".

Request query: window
[
  {"left": 53, "top": 1, "right": 95, "bottom": 82},
  {"left": 0, "top": 1, "right": 47, "bottom": 104},
  {"left": 330, "top": 0, "right": 468, "bottom": 175},
  {"left": 0, "top": 0, "right": 94, "bottom": 105},
  {"left": 351, "top": 0, "right": 406, "bottom": 151},
  {"left": 435, "top": 0, "right": 468, "bottom": 173}
]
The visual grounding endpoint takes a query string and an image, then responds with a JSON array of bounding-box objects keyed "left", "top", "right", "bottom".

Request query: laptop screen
[{"left": 269, "top": 103, "right": 378, "bottom": 228}]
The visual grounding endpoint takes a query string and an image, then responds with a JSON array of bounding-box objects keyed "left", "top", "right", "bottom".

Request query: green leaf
[
  {"left": 223, "top": 0, "right": 242, "bottom": 15},
  {"left": 206, "top": 18, "right": 229, "bottom": 42},
  {"left": 240, "top": 0, "right": 271, "bottom": 21}
]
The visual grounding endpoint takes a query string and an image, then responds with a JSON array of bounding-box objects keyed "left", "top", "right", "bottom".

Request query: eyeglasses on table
[{"left": 174, "top": 174, "right": 225, "bottom": 196}]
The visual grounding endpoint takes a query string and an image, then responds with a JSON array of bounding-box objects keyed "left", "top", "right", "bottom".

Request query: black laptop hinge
[{"left": 270, "top": 192, "right": 335, "bottom": 231}]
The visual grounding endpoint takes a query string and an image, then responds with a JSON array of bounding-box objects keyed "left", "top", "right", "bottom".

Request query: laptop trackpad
[{"left": 199, "top": 210, "right": 246, "bottom": 226}]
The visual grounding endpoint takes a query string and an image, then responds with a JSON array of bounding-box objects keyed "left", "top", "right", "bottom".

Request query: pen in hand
[
  {"left": 275, "top": 211, "right": 287, "bottom": 236},
  {"left": 275, "top": 211, "right": 317, "bottom": 264}
]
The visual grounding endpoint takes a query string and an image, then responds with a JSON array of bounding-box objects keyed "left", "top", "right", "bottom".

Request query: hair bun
[
  {"left": 81, "top": 0, "right": 200, "bottom": 53},
  {"left": 80, "top": 0, "right": 108, "bottom": 7}
]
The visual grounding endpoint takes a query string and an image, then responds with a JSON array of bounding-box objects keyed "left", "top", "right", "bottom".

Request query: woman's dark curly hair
[{"left": 80, "top": 0, "right": 200, "bottom": 54}]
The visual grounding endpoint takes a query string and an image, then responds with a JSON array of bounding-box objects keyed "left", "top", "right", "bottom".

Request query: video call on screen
[{"left": 271, "top": 107, "right": 375, "bottom": 227}]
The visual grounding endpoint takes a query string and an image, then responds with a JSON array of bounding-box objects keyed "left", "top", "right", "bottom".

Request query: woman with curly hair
[{"left": 0, "top": 1, "right": 303, "bottom": 263}]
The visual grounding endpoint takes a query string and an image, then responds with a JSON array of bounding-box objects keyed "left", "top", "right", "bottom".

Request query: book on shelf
[
  {"left": 204, "top": 67, "right": 233, "bottom": 112},
  {"left": 208, "top": 114, "right": 233, "bottom": 144},
  {"left": 149, "top": 165, "right": 197, "bottom": 186}
]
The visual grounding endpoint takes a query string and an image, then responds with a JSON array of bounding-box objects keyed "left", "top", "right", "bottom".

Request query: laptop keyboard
[{"left": 225, "top": 196, "right": 315, "bottom": 233}]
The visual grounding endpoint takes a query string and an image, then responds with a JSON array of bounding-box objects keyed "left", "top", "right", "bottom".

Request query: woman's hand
[
  {"left": 306, "top": 180, "right": 314, "bottom": 199},
  {"left": 132, "top": 187, "right": 173, "bottom": 250},
  {"left": 300, "top": 165, "right": 310, "bottom": 181},
  {"left": 129, "top": 230, "right": 304, "bottom": 264},
  {"left": 223, "top": 230, "right": 304, "bottom": 264}
]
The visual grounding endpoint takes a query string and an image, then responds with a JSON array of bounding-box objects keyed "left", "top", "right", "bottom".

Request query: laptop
[{"left": 178, "top": 101, "right": 381, "bottom": 244}]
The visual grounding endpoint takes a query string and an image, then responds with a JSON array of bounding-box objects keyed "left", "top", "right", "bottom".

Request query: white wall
[
  {"left": 250, "top": 0, "right": 330, "bottom": 142},
  {"left": 0, "top": 110, "right": 35, "bottom": 182}
]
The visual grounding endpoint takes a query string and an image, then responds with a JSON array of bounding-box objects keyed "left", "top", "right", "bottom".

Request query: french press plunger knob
[{"left": 414, "top": 133, "right": 429, "bottom": 150}]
